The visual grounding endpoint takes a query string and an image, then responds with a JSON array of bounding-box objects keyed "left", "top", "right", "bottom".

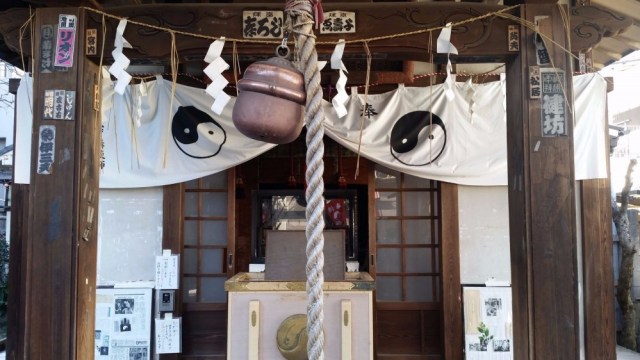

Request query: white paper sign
[
  {"left": 155, "top": 314, "right": 182, "bottom": 354},
  {"left": 155, "top": 251, "right": 179, "bottom": 289},
  {"left": 463, "top": 286, "right": 513, "bottom": 359},
  {"left": 95, "top": 287, "right": 153, "bottom": 360}
]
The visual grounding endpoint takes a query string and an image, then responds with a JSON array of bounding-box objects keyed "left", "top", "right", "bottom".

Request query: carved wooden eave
[
  {"left": 0, "top": 3, "right": 632, "bottom": 68},
  {"left": 570, "top": 5, "right": 633, "bottom": 53},
  {"left": 86, "top": 3, "right": 518, "bottom": 63}
]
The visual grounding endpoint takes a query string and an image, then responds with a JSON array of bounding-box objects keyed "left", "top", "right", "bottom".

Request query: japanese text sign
[
  {"left": 242, "top": 11, "right": 284, "bottom": 39},
  {"left": 540, "top": 69, "right": 567, "bottom": 137}
]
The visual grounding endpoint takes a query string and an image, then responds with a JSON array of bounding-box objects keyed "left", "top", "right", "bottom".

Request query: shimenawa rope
[{"left": 286, "top": 0, "right": 326, "bottom": 359}]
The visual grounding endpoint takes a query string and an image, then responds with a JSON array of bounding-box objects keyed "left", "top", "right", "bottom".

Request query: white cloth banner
[
  {"left": 14, "top": 73, "right": 606, "bottom": 187},
  {"left": 323, "top": 82, "right": 507, "bottom": 185},
  {"left": 100, "top": 77, "right": 276, "bottom": 188},
  {"left": 323, "top": 74, "right": 607, "bottom": 186},
  {"left": 15, "top": 76, "right": 33, "bottom": 184},
  {"left": 573, "top": 74, "right": 607, "bottom": 180}
]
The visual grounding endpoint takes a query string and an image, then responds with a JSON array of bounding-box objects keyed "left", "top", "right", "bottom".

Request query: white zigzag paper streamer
[
  {"left": 108, "top": 19, "right": 132, "bottom": 95},
  {"left": 203, "top": 37, "right": 230, "bottom": 115},
  {"left": 436, "top": 23, "right": 458, "bottom": 55},
  {"left": 331, "top": 39, "right": 349, "bottom": 118},
  {"left": 133, "top": 79, "right": 148, "bottom": 127},
  {"left": 444, "top": 59, "right": 456, "bottom": 101},
  {"left": 437, "top": 23, "right": 458, "bottom": 102},
  {"left": 464, "top": 77, "right": 476, "bottom": 121}
]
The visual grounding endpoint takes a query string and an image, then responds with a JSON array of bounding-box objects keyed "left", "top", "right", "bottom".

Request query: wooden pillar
[
  {"left": 579, "top": 77, "right": 615, "bottom": 360},
  {"left": 6, "top": 183, "right": 28, "bottom": 359},
  {"left": 506, "top": 4, "right": 579, "bottom": 360},
  {"left": 6, "top": 79, "right": 27, "bottom": 359},
  {"left": 440, "top": 182, "right": 463, "bottom": 360},
  {"left": 580, "top": 179, "right": 616, "bottom": 359},
  {"left": 20, "top": 7, "right": 101, "bottom": 359},
  {"left": 161, "top": 183, "right": 183, "bottom": 360}
]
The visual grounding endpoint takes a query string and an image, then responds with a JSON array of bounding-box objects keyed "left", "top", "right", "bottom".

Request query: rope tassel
[{"left": 286, "top": 0, "right": 326, "bottom": 359}]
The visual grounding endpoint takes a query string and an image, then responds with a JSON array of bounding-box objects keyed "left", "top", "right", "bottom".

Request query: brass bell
[{"left": 233, "top": 56, "right": 306, "bottom": 144}]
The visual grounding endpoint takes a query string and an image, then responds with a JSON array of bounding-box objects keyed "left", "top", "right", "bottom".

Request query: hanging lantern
[{"left": 232, "top": 47, "right": 306, "bottom": 144}]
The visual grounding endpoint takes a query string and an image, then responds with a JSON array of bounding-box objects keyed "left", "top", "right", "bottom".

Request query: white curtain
[{"left": 14, "top": 73, "right": 607, "bottom": 188}]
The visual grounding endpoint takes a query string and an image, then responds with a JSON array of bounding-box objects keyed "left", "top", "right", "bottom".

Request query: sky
[{"left": 602, "top": 51, "right": 640, "bottom": 121}]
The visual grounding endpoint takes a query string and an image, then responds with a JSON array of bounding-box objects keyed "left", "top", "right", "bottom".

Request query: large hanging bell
[{"left": 232, "top": 56, "right": 306, "bottom": 144}]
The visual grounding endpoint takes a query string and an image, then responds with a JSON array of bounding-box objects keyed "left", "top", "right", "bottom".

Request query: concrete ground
[{"left": 619, "top": 346, "right": 640, "bottom": 359}]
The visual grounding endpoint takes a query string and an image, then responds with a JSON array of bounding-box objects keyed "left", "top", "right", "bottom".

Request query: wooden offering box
[
  {"left": 265, "top": 229, "right": 346, "bottom": 281},
  {"left": 225, "top": 272, "right": 375, "bottom": 359}
]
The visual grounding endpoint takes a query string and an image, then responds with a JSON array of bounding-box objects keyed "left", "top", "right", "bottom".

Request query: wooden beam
[
  {"left": 570, "top": 5, "right": 634, "bottom": 53},
  {"left": 506, "top": 4, "right": 579, "bottom": 360},
  {"left": 0, "top": 3, "right": 632, "bottom": 73},
  {"left": 617, "top": 26, "right": 640, "bottom": 49},
  {"left": 599, "top": 36, "right": 635, "bottom": 57},
  {"left": 86, "top": 3, "right": 517, "bottom": 62},
  {"left": 591, "top": 0, "right": 640, "bottom": 23}
]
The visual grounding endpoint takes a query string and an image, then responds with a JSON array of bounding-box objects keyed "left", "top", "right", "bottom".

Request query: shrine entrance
[
  {"left": 0, "top": 1, "right": 626, "bottom": 359},
  {"left": 165, "top": 135, "right": 451, "bottom": 359}
]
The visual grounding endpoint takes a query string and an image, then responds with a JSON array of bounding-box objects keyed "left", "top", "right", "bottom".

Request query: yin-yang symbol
[
  {"left": 171, "top": 106, "right": 227, "bottom": 159},
  {"left": 389, "top": 111, "right": 447, "bottom": 166}
]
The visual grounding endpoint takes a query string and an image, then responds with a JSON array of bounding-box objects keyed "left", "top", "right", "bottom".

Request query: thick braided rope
[{"left": 287, "top": 4, "right": 326, "bottom": 360}]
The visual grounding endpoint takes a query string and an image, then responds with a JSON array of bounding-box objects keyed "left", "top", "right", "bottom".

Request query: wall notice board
[
  {"left": 463, "top": 286, "right": 513, "bottom": 360},
  {"left": 95, "top": 287, "right": 153, "bottom": 360}
]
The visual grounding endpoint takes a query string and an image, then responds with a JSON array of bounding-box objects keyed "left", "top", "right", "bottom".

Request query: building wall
[
  {"left": 0, "top": 61, "right": 22, "bottom": 149},
  {"left": 457, "top": 185, "right": 511, "bottom": 285},
  {"left": 97, "top": 187, "right": 163, "bottom": 286}
]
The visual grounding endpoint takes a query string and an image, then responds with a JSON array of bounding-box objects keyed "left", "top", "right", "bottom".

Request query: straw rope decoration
[
  {"left": 163, "top": 31, "right": 179, "bottom": 168},
  {"left": 232, "top": 41, "right": 241, "bottom": 97},
  {"left": 354, "top": 41, "right": 371, "bottom": 179},
  {"left": 16, "top": 5, "right": 600, "bottom": 93},
  {"left": 18, "top": 9, "right": 35, "bottom": 74},
  {"left": 428, "top": 32, "right": 434, "bottom": 164}
]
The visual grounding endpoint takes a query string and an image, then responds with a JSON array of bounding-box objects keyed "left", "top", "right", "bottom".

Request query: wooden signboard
[{"left": 265, "top": 230, "right": 346, "bottom": 281}]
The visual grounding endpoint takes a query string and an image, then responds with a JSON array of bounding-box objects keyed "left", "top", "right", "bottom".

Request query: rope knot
[
  {"left": 311, "top": 0, "right": 324, "bottom": 29},
  {"left": 285, "top": 0, "right": 324, "bottom": 29}
]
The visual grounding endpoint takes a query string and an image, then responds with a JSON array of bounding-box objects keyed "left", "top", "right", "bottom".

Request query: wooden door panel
[
  {"left": 181, "top": 310, "right": 227, "bottom": 356},
  {"left": 169, "top": 171, "right": 234, "bottom": 359},
  {"left": 371, "top": 166, "right": 444, "bottom": 359},
  {"left": 376, "top": 309, "right": 442, "bottom": 356},
  {"left": 377, "top": 355, "right": 442, "bottom": 360}
]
